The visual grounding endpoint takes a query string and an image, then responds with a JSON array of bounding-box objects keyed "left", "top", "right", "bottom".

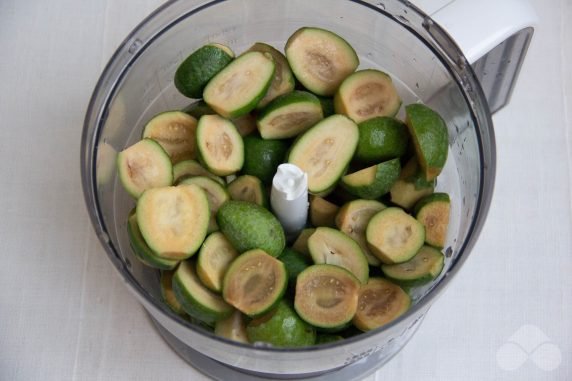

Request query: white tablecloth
[{"left": 0, "top": 0, "right": 570, "bottom": 380}]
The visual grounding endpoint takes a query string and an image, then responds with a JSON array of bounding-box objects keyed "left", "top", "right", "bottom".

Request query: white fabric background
[{"left": 0, "top": 0, "right": 570, "bottom": 380}]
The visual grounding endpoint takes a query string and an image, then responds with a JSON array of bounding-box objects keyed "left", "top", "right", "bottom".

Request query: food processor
[{"left": 81, "top": 0, "right": 536, "bottom": 379}]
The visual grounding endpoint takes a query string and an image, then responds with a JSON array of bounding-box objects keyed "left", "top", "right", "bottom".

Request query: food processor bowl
[{"left": 81, "top": 0, "right": 495, "bottom": 378}]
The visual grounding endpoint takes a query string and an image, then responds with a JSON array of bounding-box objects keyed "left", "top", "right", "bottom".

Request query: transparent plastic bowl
[{"left": 81, "top": 0, "right": 495, "bottom": 379}]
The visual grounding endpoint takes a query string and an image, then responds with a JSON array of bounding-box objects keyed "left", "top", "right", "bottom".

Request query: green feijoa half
[
  {"left": 335, "top": 199, "right": 386, "bottom": 266},
  {"left": 160, "top": 269, "right": 187, "bottom": 316},
  {"left": 182, "top": 100, "right": 216, "bottom": 119},
  {"left": 405, "top": 103, "right": 449, "bottom": 181},
  {"left": 288, "top": 115, "right": 359, "bottom": 195},
  {"left": 353, "top": 278, "right": 411, "bottom": 331},
  {"left": 127, "top": 210, "right": 178, "bottom": 270},
  {"left": 142, "top": 111, "right": 198, "bottom": 164},
  {"left": 294, "top": 264, "right": 360, "bottom": 330},
  {"left": 381, "top": 245, "right": 445, "bottom": 286},
  {"left": 292, "top": 228, "right": 315, "bottom": 257},
  {"left": 256, "top": 91, "right": 323, "bottom": 139},
  {"left": 246, "top": 300, "right": 316, "bottom": 347},
  {"left": 117, "top": 138, "right": 173, "bottom": 199},
  {"left": 175, "top": 43, "right": 234, "bottom": 99},
  {"left": 172, "top": 159, "right": 225, "bottom": 185},
  {"left": 285, "top": 27, "right": 359, "bottom": 96},
  {"left": 355, "top": 116, "right": 409, "bottom": 164},
  {"left": 196, "top": 232, "right": 239, "bottom": 293},
  {"left": 203, "top": 51, "right": 275, "bottom": 118},
  {"left": 334, "top": 69, "right": 402, "bottom": 123},
  {"left": 179, "top": 176, "right": 229, "bottom": 233},
  {"left": 414, "top": 192, "right": 451, "bottom": 248},
  {"left": 279, "top": 247, "right": 311, "bottom": 286},
  {"left": 366, "top": 207, "right": 425, "bottom": 264},
  {"left": 137, "top": 185, "right": 210, "bottom": 260},
  {"left": 340, "top": 158, "right": 401, "bottom": 199},
  {"left": 222, "top": 249, "right": 288, "bottom": 317},
  {"left": 215, "top": 310, "right": 249, "bottom": 344},
  {"left": 196, "top": 115, "right": 244, "bottom": 176},
  {"left": 307, "top": 227, "right": 369, "bottom": 284},
  {"left": 227, "top": 175, "right": 267, "bottom": 207},
  {"left": 173, "top": 260, "right": 234, "bottom": 325},
  {"left": 242, "top": 134, "right": 289, "bottom": 184},
  {"left": 247, "top": 42, "right": 296, "bottom": 109},
  {"left": 217, "top": 200, "right": 285, "bottom": 257},
  {"left": 390, "top": 157, "right": 435, "bottom": 210},
  {"left": 309, "top": 196, "right": 339, "bottom": 228}
]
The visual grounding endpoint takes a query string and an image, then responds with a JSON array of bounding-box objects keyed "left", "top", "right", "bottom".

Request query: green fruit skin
[
  {"left": 279, "top": 248, "right": 311, "bottom": 285},
  {"left": 381, "top": 246, "right": 445, "bottom": 287},
  {"left": 257, "top": 90, "right": 322, "bottom": 121},
  {"left": 317, "top": 96, "right": 335, "bottom": 117},
  {"left": 242, "top": 135, "right": 289, "bottom": 184},
  {"left": 355, "top": 117, "right": 409, "bottom": 164},
  {"left": 405, "top": 104, "right": 449, "bottom": 181},
  {"left": 127, "top": 212, "right": 178, "bottom": 270},
  {"left": 413, "top": 192, "right": 451, "bottom": 215},
  {"left": 246, "top": 301, "right": 316, "bottom": 347},
  {"left": 182, "top": 100, "right": 216, "bottom": 119},
  {"left": 175, "top": 45, "right": 234, "bottom": 99},
  {"left": 341, "top": 158, "right": 401, "bottom": 199},
  {"left": 217, "top": 201, "right": 285, "bottom": 257}
]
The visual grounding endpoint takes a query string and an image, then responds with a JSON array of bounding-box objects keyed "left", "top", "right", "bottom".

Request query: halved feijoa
[
  {"left": 173, "top": 260, "right": 234, "bottom": 325},
  {"left": 381, "top": 245, "right": 445, "bottom": 286},
  {"left": 203, "top": 51, "right": 275, "bottom": 118},
  {"left": 405, "top": 104, "right": 449, "bottom": 181},
  {"left": 390, "top": 157, "right": 435, "bottom": 210},
  {"left": 355, "top": 116, "right": 409, "bottom": 164},
  {"left": 294, "top": 264, "right": 360, "bottom": 330},
  {"left": 227, "top": 175, "right": 267, "bottom": 207},
  {"left": 257, "top": 91, "right": 323, "bottom": 139},
  {"left": 288, "top": 115, "right": 359, "bottom": 195},
  {"left": 309, "top": 196, "right": 339, "bottom": 228},
  {"left": 308, "top": 227, "right": 369, "bottom": 284},
  {"left": 127, "top": 210, "right": 178, "bottom": 270},
  {"left": 247, "top": 42, "right": 296, "bottom": 109},
  {"left": 117, "top": 138, "right": 173, "bottom": 199},
  {"left": 340, "top": 158, "right": 401, "bottom": 199},
  {"left": 217, "top": 200, "right": 285, "bottom": 257},
  {"left": 366, "top": 207, "right": 425, "bottom": 264},
  {"left": 242, "top": 134, "right": 289, "bottom": 184},
  {"left": 414, "top": 193, "right": 451, "bottom": 248},
  {"left": 142, "top": 111, "right": 198, "bottom": 164},
  {"left": 247, "top": 300, "right": 316, "bottom": 347},
  {"left": 215, "top": 310, "right": 249, "bottom": 343},
  {"left": 196, "top": 114, "right": 244, "bottom": 176},
  {"left": 222, "top": 249, "right": 288, "bottom": 317},
  {"left": 160, "top": 269, "right": 187, "bottom": 316},
  {"left": 179, "top": 176, "right": 229, "bottom": 232},
  {"left": 353, "top": 278, "right": 410, "bottom": 331},
  {"left": 175, "top": 43, "right": 234, "bottom": 99},
  {"left": 285, "top": 27, "right": 359, "bottom": 96},
  {"left": 334, "top": 69, "right": 402, "bottom": 123},
  {"left": 335, "top": 199, "right": 386, "bottom": 266},
  {"left": 196, "top": 232, "right": 239, "bottom": 293},
  {"left": 292, "top": 228, "right": 315, "bottom": 257},
  {"left": 172, "top": 159, "right": 225, "bottom": 185},
  {"left": 137, "top": 185, "right": 209, "bottom": 260}
]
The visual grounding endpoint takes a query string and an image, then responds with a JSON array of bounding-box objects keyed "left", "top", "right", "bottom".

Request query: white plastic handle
[{"left": 414, "top": 0, "right": 538, "bottom": 64}]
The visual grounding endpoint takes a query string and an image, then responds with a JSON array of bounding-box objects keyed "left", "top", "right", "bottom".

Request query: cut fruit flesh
[
  {"left": 203, "top": 51, "right": 275, "bottom": 118},
  {"left": 414, "top": 192, "right": 450, "bottom": 248},
  {"left": 215, "top": 310, "right": 249, "bottom": 343},
  {"left": 352, "top": 278, "right": 410, "bottom": 331},
  {"left": 222, "top": 249, "right": 287, "bottom": 317},
  {"left": 334, "top": 69, "right": 401, "bottom": 123},
  {"left": 288, "top": 115, "right": 359, "bottom": 195},
  {"left": 142, "top": 111, "right": 198, "bottom": 164},
  {"left": 308, "top": 227, "right": 369, "bottom": 284},
  {"left": 172, "top": 159, "right": 224, "bottom": 185},
  {"left": 136, "top": 185, "right": 209, "bottom": 260},
  {"left": 390, "top": 157, "right": 435, "bottom": 210},
  {"left": 366, "top": 207, "right": 425, "bottom": 264},
  {"left": 117, "top": 138, "right": 173, "bottom": 199},
  {"left": 294, "top": 264, "right": 360, "bottom": 329},
  {"left": 286, "top": 27, "right": 359, "bottom": 96},
  {"left": 178, "top": 176, "right": 229, "bottom": 233},
  {"left": 127, "top": 211, "right": 178, "bottom": 270},
  {"left": 227, "top": 175, "right": 267, "bottom": 207},
  {"left": 309, "top": 196, "right": 339, "bottom": 227},
  {"left": 335, "top": 199, "right": 386, "bottom": 266},
  {"left": 292, "top": 228, "right": 315, "bottom": 257},
  {"left": 196, "top": 232, "right": 239, "bottom": 292},
  {"left": 196, "top": 114, "right": 244, "bottom": 176},
  {"left": 161, "top": 270, "right": 187, "bottom": 316},
  {"left": 341, "top": 158, "right": 400, "bottom": 199},
  {"left": 381, "top": 245, "right": 445, "bottom": 286}
]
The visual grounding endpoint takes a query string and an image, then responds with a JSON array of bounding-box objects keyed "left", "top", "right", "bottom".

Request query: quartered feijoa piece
[
  {"left": 309, "top": 196, "right": 339, "bottom": 228},
  {"left": 414, "top": 192, "right": 451, "bottom": 248},
  {"left": 340, "top": 158, "right": 401, "bottom": 199},
  {"left": 196, "top": 232, "right": 239, "bottom": 293},
  {"left": 142, "top": 111, "right": 198, "bottom": 164},
  {"left": 196, "top": 114, "right": 244, "bottom": 176},
  {"left": 390, "top": 157, "right": 435, "bottom": 210}
]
